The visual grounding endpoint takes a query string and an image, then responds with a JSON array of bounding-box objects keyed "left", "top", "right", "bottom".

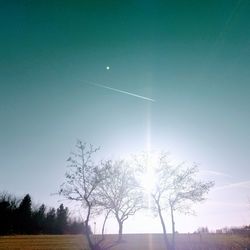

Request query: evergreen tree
[
  {"left": 17, "top": 194, "right": 32, "bottom": 234},
  {"left": 0, "top": 196, "right": 12, "bottom": 234},
  {"left": 56, "top": 204, "right": 69, "bottom": 234},
  {"left": 0, "top": 191, "right": 91, "bottom": 235},
  {"left": 0, "top": 193, "right": 19, "bottom": 235},
  {"left": 45, "top": 208, "right": 56, "bottom": 234},
  {"left": 32, "top": 204, "right": 46, "bottom": 233}
]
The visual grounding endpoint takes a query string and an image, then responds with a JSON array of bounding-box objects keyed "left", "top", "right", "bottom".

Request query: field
[
  {"left": 0, "top": 235, "right": 89, "bottom": 250},
  {"left": 0, "top": 234, "right": 250, "bottom": 250}
]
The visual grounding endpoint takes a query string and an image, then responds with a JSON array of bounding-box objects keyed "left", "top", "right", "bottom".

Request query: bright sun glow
[
  {"left": 141, "top": 171, "right": 156, "bottom": 194},
  {"left": 139, "top": 152, "right": 159, "bottom": 195}
]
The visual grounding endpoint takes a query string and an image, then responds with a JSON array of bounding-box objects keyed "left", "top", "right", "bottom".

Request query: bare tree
[
  {"left": 97, "top": 160, "right": 144, "bottom": 242},
  {"left": 136, "top": 152, "right": 214, "bottom": 250},
  {"left": 59, "top": 140, "right": 108, "bottom": 250},
  {"left": 166, "top": 165, "right": 214, "bottom": 250},
  {"left": 135, "top": 152, "right": 173, "bottom": 249}
]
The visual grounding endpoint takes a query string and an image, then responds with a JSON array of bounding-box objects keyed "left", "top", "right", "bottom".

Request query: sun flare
[
  {"left": 141, "top": 171, "right": 156, "bottom": 194},
  {"left": 138, "top": 152, "right": 161, "bottom": 195}
]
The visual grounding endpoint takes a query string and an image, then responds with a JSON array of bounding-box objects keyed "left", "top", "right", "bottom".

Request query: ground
[{"left": 0, "top": 234, "right": 250, "bottom": 250}]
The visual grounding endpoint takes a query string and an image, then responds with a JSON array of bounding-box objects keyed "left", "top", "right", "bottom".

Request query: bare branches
[
  {"left": 135, "top": 152, "right": 214, "bottom": 250},
  {"left": 58, "top": 140, "right": 108, "bottom": 250},
  {"left": 166, "top": 165, "right": 214, "bottom": 212},
  {"left": 96, "top": 160, "right": 144, "bottom": 241},
  {"left": 59, "top": 141, "right": 104, "bottom": 205},
  {"left": 59, "top": 144, "right": 214, "bottom": 249}
]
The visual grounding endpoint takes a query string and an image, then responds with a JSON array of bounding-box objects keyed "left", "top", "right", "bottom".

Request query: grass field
[
  {"left": 0, "top": 235, "right": 89, "bottom": 250},
  {"left": 0, "top": 234, "right": 250, "bottom": 250}
]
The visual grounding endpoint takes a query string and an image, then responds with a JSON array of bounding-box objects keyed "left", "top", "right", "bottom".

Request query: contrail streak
[
  {"left": 201, "top": 169, "right": 232, "bottom": 178},
  {"left": 213, "top": 180, "right": 250, "bottom": 191},
  {"left": 87, "top": 81, "right": 155, "bottom": 102}
]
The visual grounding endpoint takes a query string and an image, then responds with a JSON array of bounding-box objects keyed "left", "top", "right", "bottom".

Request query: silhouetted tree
[
  {"left": 45, "top": 208, "right": 56, "bottom": 234},
  {"left": 136, "top": 152, "right": 213, "bottom": 250},
  {"left": 56, "top": 204, "right": 69, "bottom": 234},
  {"left": 32, "top": 204, "right": 46, "bottom": 233},
  {"left": 0, "top": 199, "right": 11, "bottom": 234},
  {"left": 166, "top": 165, "right": 213, "bottom": 250},
  {"left": 59, "top": 140, "right": 109, "bottom": 250},
  {"left": 67, "top": 219, "right": 91, "bottom": 234},
  {"left": 0, "top": 192, "right": 82, "bottom": 235},
  {"left": 17, "top": 194, "right": 32, "bottom": 234},
  {"left": 0, "top": 193, "right": 18, "bottom": 235},
  {"left": 97, "top": 160, "right": 144, "bottom": 242},
  {"left": 196, "top": 226, "right": 209, "bottom": 233}
]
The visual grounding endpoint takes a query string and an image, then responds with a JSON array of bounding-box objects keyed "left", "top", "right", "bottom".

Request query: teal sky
[{"left": 0, "top": 1, "right": 250, "bottom": 232}]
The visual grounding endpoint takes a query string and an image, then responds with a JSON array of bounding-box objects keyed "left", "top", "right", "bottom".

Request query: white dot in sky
[{"left": 106, "top": 66, "right": 110, "bottom": 70}]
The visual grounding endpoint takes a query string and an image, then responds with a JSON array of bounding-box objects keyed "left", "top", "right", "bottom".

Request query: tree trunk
[
  {"left": 156, "top": 200, "right": 172, "bottom": 250},
  {"left": 85, "top": 202, "right": 95, "bottom": 250},
  {"left": 170, "top": 205, "right": 176, "bottom": 250},
  {"left": 101, "top": 210, "right": 111, "bottom": 240},
  {"left": 118, "top": 220, "right": 123, "bottom": 242}
]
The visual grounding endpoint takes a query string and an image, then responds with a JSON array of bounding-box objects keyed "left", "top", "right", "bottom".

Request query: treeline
[
  {"left": 195, "top": 226, "right": 250, "bottom": 236},
  {"left": 0, "top": 193, "right": 91, "bottom": 235},
  {"left": 216, "top": 226, "right": 250, "bottom": 235}
]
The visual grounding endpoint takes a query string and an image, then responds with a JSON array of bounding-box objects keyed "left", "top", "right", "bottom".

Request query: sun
[
  {"left": 140, "top": 152, "right": 157, "bottom": 195},
  {"left": 141, "top": 172, "right": 155, "bottom": 194}
]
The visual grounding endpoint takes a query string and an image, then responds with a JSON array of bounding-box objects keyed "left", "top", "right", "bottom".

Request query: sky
[{"left": 0, "top": 0, "right": 250, "bottom": 233}]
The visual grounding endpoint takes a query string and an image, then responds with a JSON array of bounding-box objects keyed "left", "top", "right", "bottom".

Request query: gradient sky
[{"left": 0, "top": 0, "right": 250, "bottom": 233}]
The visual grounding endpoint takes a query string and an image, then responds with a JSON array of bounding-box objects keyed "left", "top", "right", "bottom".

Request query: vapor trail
[
  {"left": 213, "top": 180, "right": 250, "bottom": 191},
  {"left": 201, "top": 169, "right": 232, "bottom": 178},
  {"left": 87, "top": 81, "right": 155, "bottom": 102}
]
